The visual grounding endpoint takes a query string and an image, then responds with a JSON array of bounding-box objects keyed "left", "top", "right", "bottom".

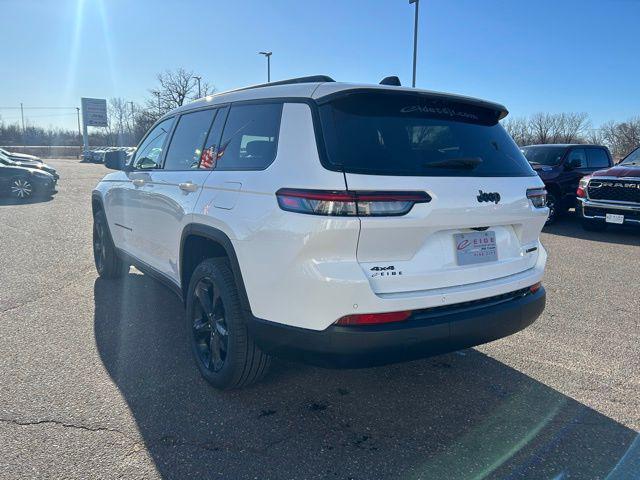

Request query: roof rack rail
[{"left": 232, "top": 75, "right": 335, "bottom": 93}]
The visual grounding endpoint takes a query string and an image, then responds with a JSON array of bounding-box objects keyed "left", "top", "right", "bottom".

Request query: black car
[
  {"left": 0, "top": 147, "right": 42, "bottom": 163},
  {"left": 0, "top": 151, "right": 59, "bottom": 180},
  {"left": 0, "top": 161, "right": 56, "bottom": 200},
  {"left": 521, "top": 144, "right": 613, "bottom": 223}
]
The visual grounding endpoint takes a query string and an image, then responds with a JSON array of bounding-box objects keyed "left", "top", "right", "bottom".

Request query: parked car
[
  {"left": 0, "top": 161, "right": 56, "bottom": 200},
  {"left": 0, "top": 151, "right": 59, "bottom": 181},
  {"left": 0, "top": 147, "right": 42, "bottom": 163},
  {"left": 577, "top": 146, "right": 640, "bottom": 230},
  {"left": 92, "top": 75, "right": 548, "bottom": 389},
  {"left": 83, "top": 146, "right": 133, "bottom": 163},
  {"left": 521, "top": 144, "right": 613, "bottom": 223}
]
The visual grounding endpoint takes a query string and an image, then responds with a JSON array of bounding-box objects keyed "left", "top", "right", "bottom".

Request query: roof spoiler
[{"left": 315, "top": 88, "right": 509, "bottom": 123}]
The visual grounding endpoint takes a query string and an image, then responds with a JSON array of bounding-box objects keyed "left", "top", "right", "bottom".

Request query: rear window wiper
[{"left": 424, "top": 157, "right": 483, "bottom": 169}]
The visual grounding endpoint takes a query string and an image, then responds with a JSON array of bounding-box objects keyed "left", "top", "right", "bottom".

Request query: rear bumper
[
  {"left": 578, "top": 198, "right": 640, "bottom": 225},
  {"left": 248, "top": 286, "right": 545, "bottom": 368}
]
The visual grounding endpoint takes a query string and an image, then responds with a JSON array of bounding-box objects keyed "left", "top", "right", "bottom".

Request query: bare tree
[
  {"left": 148, "top": 68, "right": 215, "bottom": 114},
  {"left": 586, "top": 128, "right": 605, "bottom": 145},
  {"left": 503, "top": 112, "right": 590, "bottom": 146},
  {"left": 502, "top": 116, "right": 533, "bottom": 146},
  {"left": 557, "top": 112, "right": 590, "bottom": 143},
  {"left": 107, "top": 97, "right": 132, "bottom": 146},
  {"left": 600, "top": 117, "right": 640, "bottom": 160},
  {"left": 529, "top": 113, "right": 557, "bottom": 144}
]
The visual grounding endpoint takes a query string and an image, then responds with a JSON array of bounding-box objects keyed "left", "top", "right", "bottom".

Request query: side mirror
[{"left": 104, "top": 150, "right": 126, "bottom": 170}]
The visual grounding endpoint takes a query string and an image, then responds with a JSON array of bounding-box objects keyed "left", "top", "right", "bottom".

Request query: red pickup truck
[{"left": 577, "top": 146, "right": 640, "bottom": 230}]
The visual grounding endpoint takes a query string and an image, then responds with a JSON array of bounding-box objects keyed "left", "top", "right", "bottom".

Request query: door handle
[
  {"left": 132, "top": 178, "right": 146, "bottom": 187},
  {"left": 179, "top": 182, "right": 199, "bottom": 193}
]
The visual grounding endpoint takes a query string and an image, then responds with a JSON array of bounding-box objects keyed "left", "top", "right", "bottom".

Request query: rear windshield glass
[
  {"left": 521, "top": 146, "right": 567, "bottom": 166},
  {"left": 318, "top": 92, "right": 534, "bottom": 177}
]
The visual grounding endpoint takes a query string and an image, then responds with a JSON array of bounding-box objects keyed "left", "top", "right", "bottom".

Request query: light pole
[
  {"left": 76, "top": 107, "right": 82, "bottom": 140},
  {"left": 127, "top": 101, "right": 135, "bottom": 136},
  {"left": 20, "top": 102, "right": 25, "bottom": 135},
  {"left": 154, "top": 92, "right": 161, "bottom": 116},
  {"left": 409, "top": 0, "right": 419, "bottom": 87},
  {"left": 259, "top": 51, "right": 272, "bottom": 82},
  {"left": 194, "top": 75, "right": 202, "bottom": 97}
]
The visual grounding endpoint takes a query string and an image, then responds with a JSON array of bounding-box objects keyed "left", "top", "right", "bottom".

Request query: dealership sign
[{"left": 81, "top": 97, "right": 108, "bottom": 127}]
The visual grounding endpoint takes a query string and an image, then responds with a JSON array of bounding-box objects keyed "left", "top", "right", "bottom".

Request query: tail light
[
  {"left": 577, "top": 176, "right": 591, "bottom": 198},
  {"left": 526, "top": 188, "right": 547, "bottom": 208},
  {"left": 276, "top": 189, "right": 431, "bottom": 217},
  {"left": 335, "top": 310, "right": 412, "bottom": 326},
  {"left": 529, "top": 282, "right": 542, "bottom": 294}
]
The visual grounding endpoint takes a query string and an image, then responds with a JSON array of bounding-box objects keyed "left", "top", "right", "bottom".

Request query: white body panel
[
  {"left": 132, "top": 169, "right": 212, "bottom": 280},
  {"left": 345, "top": 174, "right": 547, "bottom": 294}
]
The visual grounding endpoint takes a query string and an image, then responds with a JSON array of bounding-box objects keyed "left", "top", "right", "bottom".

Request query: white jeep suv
[{"left": 92, "top": 75, "right": 548, "bottom": 389}]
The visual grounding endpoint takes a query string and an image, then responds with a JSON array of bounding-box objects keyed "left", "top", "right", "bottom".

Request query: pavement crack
[{"left": 0, "top": 417, "right": 131, "bottom": 438}]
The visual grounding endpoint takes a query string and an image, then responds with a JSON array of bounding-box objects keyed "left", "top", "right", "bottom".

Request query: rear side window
[
  {"left": 521, "top": 146, "right": 567, "bottom": 166},
  {"left": 164, "top": 109, "right": 216, "bottom": 170},
  {"left": 200, "top": 106, "right": 229, "bottom": 170},
  {"left": 318, "top": 92, "right": 534, "bottom": 177},
  {"left": 216, "top": 103, "right": 282, "bottom": 171},
  {"left": 587, "top": 148, "right": 610, "bottom": 168},
  {"left": 567, "top": 148, "right": 587, "bottom": 168}
]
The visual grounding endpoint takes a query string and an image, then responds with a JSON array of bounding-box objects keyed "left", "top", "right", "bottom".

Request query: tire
[
  {"left": 186, "top": 258, "right": 271, "bottom": 389},
  {"left": 545, "top": 193, "right": 560, "bottom": 225},
  {"left": 581, "top": 218, "right": 607, "bottom": 232},
  {"left": 93, "top": 210, "right": 128, "bottom": 278},
  {"left": 10, "top": 177, "right": 33, "bottom": 200}
]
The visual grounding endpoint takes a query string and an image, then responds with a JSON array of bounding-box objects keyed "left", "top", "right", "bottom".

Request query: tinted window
[
  {"left": 621, "top": 147, "right": 640, "bottom": 166},
  {"left": 133, "top": 118, "right": 174, "bottom": 170},
  {"left": 521, "top": 146, "right": 567, "bottom": 166},
  {"left": 164, "top": 109, "right": 216, "bottom": 170},
  {"left": 319, "top": 93, "right": 534, "bottom": 177},
  {"left": 216, "top": 103, "right": 282, "bottom": 171},
  {"left": 200, "top": 106, "right": 229, "bottom": 170},
  {"left": 586, "top": 148, "right": 610, "bottom": 168},
  {"left": 567, "top": 148, "right": 587, "bottom": 168}
]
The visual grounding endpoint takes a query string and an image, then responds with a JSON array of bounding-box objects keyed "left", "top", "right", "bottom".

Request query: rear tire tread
[
  {"left": 94, "top": 210, "right": 128, "bottom": 279},
  {"left": 189, "top": 258, "right": 270, "bottom": 389}
]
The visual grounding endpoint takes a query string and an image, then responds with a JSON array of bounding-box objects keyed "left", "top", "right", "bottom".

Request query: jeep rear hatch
[{"left": 317, "top": 90, "right": 545, "bottom": 294}]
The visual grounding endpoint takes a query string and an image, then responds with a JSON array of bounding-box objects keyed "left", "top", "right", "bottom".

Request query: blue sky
[{"left": 1, "top": 0, "right": 638, "bottom": 130}]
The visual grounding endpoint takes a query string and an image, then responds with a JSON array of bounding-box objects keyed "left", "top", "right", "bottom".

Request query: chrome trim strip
[
  {"left": 582, "top": 212, "right": 640, "bottom": 224},
  {"left": 578, "top": 198, "right": 640, "bottom": 212},
  {"left": 588, "top": 176, "right": 640, "bottom": 181}
]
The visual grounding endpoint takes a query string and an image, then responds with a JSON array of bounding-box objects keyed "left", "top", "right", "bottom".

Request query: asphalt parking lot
[{"left": 0, "top": 158, "right": 638, "bottom": 480}]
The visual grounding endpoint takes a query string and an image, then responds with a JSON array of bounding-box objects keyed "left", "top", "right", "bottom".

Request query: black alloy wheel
[
  {"left": 191, "top": 277, "right": 229, "bottom": 372},
  {"left": 93, "top": 219, "right": 107, "bottom": 273},
  {"left": 186, "top": 258, "right": 270, "bottom": 389},
  {"left": 545, "top": 193, "right": 558, "bottom": 224},
  {"left": 10, "top": 177, "right": 33, "bottom": 199},
  {"left": 92, "top": 210, "right": 127, "bottom": 278}
]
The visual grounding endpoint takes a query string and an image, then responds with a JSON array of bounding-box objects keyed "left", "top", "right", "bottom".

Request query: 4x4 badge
[
  {"left": 370, "top": 265, "right": 402, "bottom": 277},
  {"left": 477, "top": 190, "right": 501, "bottom": 204}
]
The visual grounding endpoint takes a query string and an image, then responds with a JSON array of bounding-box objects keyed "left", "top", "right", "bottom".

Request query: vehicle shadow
[
  {"left": 0, "top": 193, "right": 55, "bottom": 206},
  {"left": 544, "top": 211, "right": 640, "bottom": 246},
  {"left": 94, "top": 274, "right": 638, "bottom": 479}
]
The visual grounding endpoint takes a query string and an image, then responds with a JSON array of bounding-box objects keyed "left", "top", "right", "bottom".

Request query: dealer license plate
[
  {"left": 454, "top": 231, "right": 498, "bottom": 266},
  {"left": 605, "top": 213, "right": 624, "bottom": 224}
]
